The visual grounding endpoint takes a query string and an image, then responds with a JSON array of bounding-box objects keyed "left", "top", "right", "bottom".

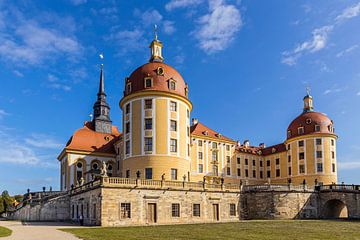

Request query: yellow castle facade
[{"left": 58, "top": 35, "right": 338, "bottom": 191}]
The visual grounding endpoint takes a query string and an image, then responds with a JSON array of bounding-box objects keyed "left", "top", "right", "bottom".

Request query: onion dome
[{"left": 287, "top": 93, "right": 335, "bottom": 140}]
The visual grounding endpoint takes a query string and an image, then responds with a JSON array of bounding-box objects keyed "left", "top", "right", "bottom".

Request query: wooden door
[
  {"left": 147, "top": 203, "right": 157, "bottom": 223},
  {"left": 213, "top": 204, "right": 219, "bottom": 221}
]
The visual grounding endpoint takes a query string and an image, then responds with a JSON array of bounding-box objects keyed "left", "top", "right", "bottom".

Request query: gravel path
[{"left": 0, "top": 220, "right": 82, "bottom": 240}]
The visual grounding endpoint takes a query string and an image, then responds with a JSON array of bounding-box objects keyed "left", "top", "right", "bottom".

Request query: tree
[{"left": 1, "top": 191, "right": 14, "bottom": 212}]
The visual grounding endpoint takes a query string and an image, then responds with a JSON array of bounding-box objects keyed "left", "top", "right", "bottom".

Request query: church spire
[
  {"left": 303, "top": 87, "right": 314, "bottom": 113},
  {"left": 149, "top": 25, "right": 164, "bottom": 62},
  {"left": 93, "top": 54, "right": 112, "bottom": 134}
]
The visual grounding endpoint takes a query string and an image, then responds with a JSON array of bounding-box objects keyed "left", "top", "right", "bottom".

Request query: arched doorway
[{"left": 322, "top": 199, "right": 348, "bottom": 219}]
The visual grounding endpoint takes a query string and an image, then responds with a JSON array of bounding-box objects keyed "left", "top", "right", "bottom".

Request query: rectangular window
[
  {"left": 316, "top": 138, "right": 322, "bottom": 145},
  {"left": 93, "top": 203, "right": 96, "bottom": 219},
  {"left": 226, "top": 156, "right": 231, "bottom": 163},
  {"left": 299, "top": 164, "right": 305, "bottom": 174},
  {"left": 171, "top": 168, "right": 178, "bottom": 180},
  {"left": 287, "top": 144, "right": 291, "bottom": 150},
  {"left": 267, "top": 170, "right": 271, "bottom": 178},
  {"left": 252, "top": 159, "right": 256, "bottom": 166},
  {"left": 260, "top": 171, "right": 263, "bottom": 179},
  {"left": 316, "top": 151, "right": 322, "bottom": 158},
  {"left": 212, "top": 142, "right": 217, "bottom": 149},
  {"left": 172, "top": 203, "right": 180, "bottom": 217},
  {"left": 198, "top": 140, "right": 203, "bottom": 146},
  {"left": 227, "top": 167, "right": 231, "bottom": 176},
  {"left": 236, "top": 157, "right": 240, "bottom": 164},
  {"left": 299, "top": 152, "right": 305, "bottom": 160},
  {"left": 332, "top": 163, "right": 336, "bottom": 173},
  {"left": 298, "top": 140, "right": 304, "bottom": 147},
  {"left": 260, "top": 161, "right": 263, "bottom": 167},
  {"left": 170, "top": 101, "right": 177, "bottom": 111},
  {"left": 288, "top": 167, "right": 291, "bottom": 176},
  {"left": 145, "top": 118, "right": 152, "bottom": 130},
  {"left": 212, "top": 151, "right": 218, "bottom": 161},
  {"left": 193, "top": 204, "right": 200, "bottom": 217},
  {"left": 145, "top": 78, "right": 152, "bottom": 88},
  {"left": 170, "top": 120, "right": 177, "bottom": 131},
  {"left": 226, "top": 145, "right": 230, "bottom": 151},
  {"left": 331, "top": 139, "right": 335, "bottom": 146},
  {"left": 145, "top": 168, "right": 152, "bottom": 179},
  {"left": 125, "top": 122, "right": 130, "bottom": 134},
  {"left": 245, "top": 169, "right": 249, "bottom": 177},
  {"left": 144, "top": 137, "right": 153, "bottom": 152},
  {"left": 288, "top": 155, "right": 291, "bottom": 162},
  {"left": 298, "top": 127, "right": 304, "bottom": 134},
  {"left": 252, "top": 170, "right": 256, "bottom": 178},
  {"left": 126, "top": 170, "right": 130, "bottom": 178},
  {"left": 266, "top": 160, "right": 270, "bottom": 167},
  {"left": 237, "top": 168, "right": 241, "bottom": 176},
  {"left": 187, "top": 109, "right": 190, "bottom": 118},
  {"left": 276, "top": 158, "right": 280, "bottom": 165},
  {"left": 331, "top": 151, "right": 335, "bottom": 159},
  {"left": 245, "top": 159, "right": 248, "bottom": 165},
  {"left": 120, "top": 203, "right": 131, "bottom": 218},
  {"left": 145, "top": 99, "right": 152, "bottom": 109},
  {"left": 315, "top": 125, "right": 321, "bottom": 131},
  {"left": 187, "top": 127, "right": 190, "bottom": 137},
  {"left": 198, "top": 152, "right": 203, "bottom": 159},
  {"left": 276, "top": 169, "right": 280, "bottom": 177},
  {"left": 230, "top": 204, "right": 236, "bottom": 216},
  {"left": 198, "top": 164, "right": 203, "bottom": 173},
  {"left": 170, "top": 81, "right": 176, "bottom": 90},
  {"left": 317, "top": 163, "right": 323, "bottom": 172},
  {"left": 125, "top": 103, "right": 130, "bottom": 114},
  {"left": 170, "top": 139, "right": 177, "bottom": 152},
  {"left": 125, "top": 140, "right": 130, "bottom": 155}
]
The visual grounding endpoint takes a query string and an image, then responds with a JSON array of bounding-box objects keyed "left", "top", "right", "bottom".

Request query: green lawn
[
  {"left": 62, "top": 220, "right": 360, "bottom": 240},
  {"left": 0, "top": 226, "right": 12, "bottom": 238}
]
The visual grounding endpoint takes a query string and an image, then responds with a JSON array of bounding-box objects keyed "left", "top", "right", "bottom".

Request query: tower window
[
  {"left": 288, "top": 155, "right": 291, "bottom": 162},
  {"left": 275, "top": 158, "right": 280, "bottom": 165},
  {"left": 125, "top": 103, "right": 130, "bottom": 114},
  {"left": 227, "top": 156, "right": 231, "bottom": 163},
  {"left": 276, "top": 169, "right": 280, "bottom": 177},
  {"left": 125, "top": 140, "right": 130, "bottom": 155},
  {"left": 299, "top": 152, "right": 305, "bottom": 160},
  {"left": 170, "top": 120, "right": 177, "bottom": 131},
  {"left": 331, "top": 139, "right": 335, "bottom": 146},
  {"left": 145, "top": 168, "right": 152, "bottom": 179},
  {"left": 287, "top": 144, "right": 291, "bottom": 150},
  {"left": 316, "top": 138, "right": 322, "bottom": 145},
  {"left": 299, "top": 164, "right": 305, "bottom": 174},
  {"left": 316, "top": 151, "right": 322, "bottom": 158},
  {"left": 237, "top": 157, "right": 240, "bottom": 164},
  {"left": 126, "top": 83, "right": 131, "bottom": 94},
  {"left": 170, "top": 139, "right": 177, "bottom": 152},
  {"left": 170, "top": 101, "right": 177, "bottom": 111},
  {"left": 332, "top": 163, "right": 336, "bottom": 173},
  {"left": 185, "top": 87, "right": 188, "bottom": 97},
  {"left": 298, "top": 140, "right": 304, "bottom": 147},
  {"left": 317, "top": 163, "right": 323, "bottom": 172},
  {"left": 145, "top": 118, "right": 153, "bottom": 130},
  {"left": 198, "top": 152, "right": 203, "bottom": 159},
  {"left": 169, "top": 80, "right": 176, "bottom": 90},
  {"left": 315, "top": 125, "right": 321, "bottom": 131},
  {"left": 332, "top": 151, "right": 335, "bottom": 159},
  {"left": 198, "top": 164, "right": 203, "bottom": 173},
  {"left": 227, "top": 167, "right": 231, "bottom": 176},
  {"left": 288, "top": 167, "right": 291, "bottom": 175},
  {"left": 125, "top": 122, "right": 130, "bottom": 134},
  {"left": 266, "top": 160, "right": 270, "bottom": 167},
  {"left": 144, "top": 77, "right": 152, "bottom": 88},
  {"left": 237, "top": 168, "right": 241, "bottom": 176},
  {"left": 298, "top": 127, "right": 304, "bottom": 134},
  {"left": 144, "top": 137, "right": 153, "bottom": 152},
  {"left": 171, "top": 168, "right": 178, "bottom": 180},
  {"left": 145, "top": 99, "right": 152, "bottom": 109},
  {"left": 287, "top": 130, "right": 291, "bottom": 138},
  {"left": 187, "top": 109, "right": 190, "bottom": 118}
]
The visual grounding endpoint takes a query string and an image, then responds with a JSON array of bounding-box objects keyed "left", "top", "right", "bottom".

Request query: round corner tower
[
  {"left": 119, "top": 34, "right": 192, "bottom": 181},
  {"left": 285, "top": 93, "right": 337, "bottom": 185}
]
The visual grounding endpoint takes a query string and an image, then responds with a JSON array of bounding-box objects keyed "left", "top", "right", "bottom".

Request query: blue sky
[{"left": 1, "top": 0, "right": 360, "bottom": 195}]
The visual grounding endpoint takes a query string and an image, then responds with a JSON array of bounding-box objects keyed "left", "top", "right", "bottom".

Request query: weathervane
[
  {"left": 154, "top": 24, "right": 158, "bottom": 41},
  {"left": 99, "top": 53, "right": 104, "bottom": 68}
]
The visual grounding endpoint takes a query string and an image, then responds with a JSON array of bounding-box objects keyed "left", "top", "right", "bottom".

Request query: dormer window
[
  {"left": 203, "top": 130, "right": 209, "bottom": 136},
  {"left": 315, "top": 125, "right": 320, "bottom": 132},
  {"left": 185, "top": 86, "right": 188, "bottom": 97},
  {"left": 169, "top": 79, "right": 176, "bottom": 90},
  {"left": 287, "top": 130, "right": 291, "bottom": 138},
  {"left": 298, "top": 127, "right": 304, "bottom": 135},
  {"left": 126, "top": 83, "right": 131, "bottom": 94},
  {"left": 328, "top": 125, "right": 334, "bottom": 132},
  {"left": 144, "top": 77, "right": 153, "bottom": 88}
]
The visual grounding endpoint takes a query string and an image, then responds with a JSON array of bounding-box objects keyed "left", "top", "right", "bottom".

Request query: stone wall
[{"left": 8, "top": 194, "right": 70, "bottom": 221}]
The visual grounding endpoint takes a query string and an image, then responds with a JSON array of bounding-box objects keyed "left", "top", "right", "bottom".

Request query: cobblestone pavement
[{"left": 0, "top": 220, "right": 82, "bottom": 240}]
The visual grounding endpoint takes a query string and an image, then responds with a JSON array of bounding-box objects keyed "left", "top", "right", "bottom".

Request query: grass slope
[
  {"left": 0, "top": 226, "right": 12, "bottom": 238},
  {"left": 62, "top": 220, "right": 360, "bottom": 240}
]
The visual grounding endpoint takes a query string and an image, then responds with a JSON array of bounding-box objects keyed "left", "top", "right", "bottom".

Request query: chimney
[
  {"left": 236, "top": 141, "right": 241, "bottom": 147},
  {"left": 259, "top": 143, "right": 266, "bottom": 148},
  {"left": 243, "top": 140, "right": 250, "bottom": 148},
  {"left": 192, "top": 118, "right": 198, "bottom": 126}
]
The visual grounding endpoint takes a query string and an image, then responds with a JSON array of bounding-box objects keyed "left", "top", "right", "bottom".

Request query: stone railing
[
  {"left": 71, "top": 177, "right": 242, "bottom": 193},
  {"left": 242, "top": 184, "right": 314, "bottom": 192},
  {"left": 319, "top": 184, "right": 360, "bottom": 192}
]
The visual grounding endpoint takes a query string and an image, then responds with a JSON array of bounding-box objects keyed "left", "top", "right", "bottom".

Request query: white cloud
[
  {"left": 194, "top": 0, "right": 242, "bottom": 53},
  {"left": 106, "top": 29, "right": 145, "bottom": 55},
  {"left": 163, "top": 20, "right": 176, "bottom": 34},
  {"left": 336, "top": 44, "right": 358, "bottom": 58},
  {"left": 70, "top": 0, "right": 87, "bottom": 6},
  {"left": 0, "top": 109, "right": 9, "bottom": 119},
  {"left": 357, "top": 91, "right": 360, "bottom": 96},
  {"left": 134, "top": 9, "right": 163, "bottom": 26},
  {"left": 25, "top": 134, "right": 62, "bottom": 149},
  {"left": 335, "top": 2, "right": 360, "bottom": 22},
  {"left": 13, "top": 70, "right": 24, "bottom": 77},
  {"left": 338, "top": 161, "right": 360, "bottom": 170},
  {"left": 323, "top": 85, "right": 346, "bottom": 95},
  {"left": 46, "top": 73, "right": 71, "bottom": 91},
  {"left": 281, "top": 26, "right": 333, "bottom": 66},
  {"left": 165, "top": 0, "right": 203, "bottom": 11}
]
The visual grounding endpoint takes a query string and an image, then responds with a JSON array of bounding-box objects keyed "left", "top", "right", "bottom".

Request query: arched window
[
  {"left": 107, "top": 163, "right": 113, "bottom": 177},
  {"left": 76, "top": 161, "right": 83, "bottom": 182}
]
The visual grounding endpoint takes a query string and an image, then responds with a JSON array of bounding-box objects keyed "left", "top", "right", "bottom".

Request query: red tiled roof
[
  {"left": 190, "top": 122, "right": 235, "bottom": 142},
  {"left": 65, "top": 121, "right": 121, "bottom": 155},
  {"left": 261, "top": 143, "right": 287, "bottom": 156}
]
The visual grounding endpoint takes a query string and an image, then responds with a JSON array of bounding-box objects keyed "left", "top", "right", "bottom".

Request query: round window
[
  {"left": 306, "top": 118, "right": 312, "bottom": 124},
  {"left": 77, "top": 162, "right": 82, "bottom": 168}
]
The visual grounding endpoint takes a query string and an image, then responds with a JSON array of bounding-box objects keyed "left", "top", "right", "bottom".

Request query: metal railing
[{"left": 319, "top": 184, "right": 360, "bottom": 192}]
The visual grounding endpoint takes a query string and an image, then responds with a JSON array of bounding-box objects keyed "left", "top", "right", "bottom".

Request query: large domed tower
[
  {"left": 119, "top": 32, "right": 192, "bottom": 181},
  {"left": 285, "top": 92, "right": 337, "bottom": 185}
]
